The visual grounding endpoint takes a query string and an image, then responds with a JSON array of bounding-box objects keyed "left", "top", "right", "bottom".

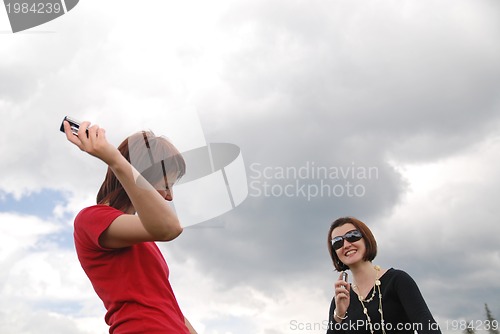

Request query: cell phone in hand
[
  {"left": 341, "top": 271, "right": 348, "bottom": 282},
  {"left": 60, "top": 116, "right": 87, "bottom": 136}
]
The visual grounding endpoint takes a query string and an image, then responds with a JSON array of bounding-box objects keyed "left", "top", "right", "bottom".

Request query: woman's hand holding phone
[
  {"left": 62, "top": 118, "right": 121, "bottom": 166},
  {"left": 333, "top": 271, "right": 350, "bottom": 322}
]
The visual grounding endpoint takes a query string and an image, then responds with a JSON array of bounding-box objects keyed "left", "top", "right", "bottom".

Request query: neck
[
  {"left": 121, "top": 205, "right": 135, "bottom": 215},
  {"left": 350, "top": 261, "right": 376, "bottom": 287},
  {"left": 126, "top": 207, "right": 136, "bottom": 214}
]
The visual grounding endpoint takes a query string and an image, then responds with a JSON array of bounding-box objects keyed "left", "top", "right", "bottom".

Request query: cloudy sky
[{"left": 1, "top": 0, "right": 500, "bottom": 333}]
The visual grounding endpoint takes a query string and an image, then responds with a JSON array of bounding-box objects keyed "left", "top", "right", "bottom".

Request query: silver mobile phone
[
  {"left": 341, "top": 271, "right": 348, "bottom": 282},
  {"left": 60, "top": 116, "right": 87, "bottom": 136}
]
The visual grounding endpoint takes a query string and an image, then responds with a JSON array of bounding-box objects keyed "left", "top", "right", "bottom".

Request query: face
[{"left": 331, "top": 223, "right": 366, "bottom": 267}]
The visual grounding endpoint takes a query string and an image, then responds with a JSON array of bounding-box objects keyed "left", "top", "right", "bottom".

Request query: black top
[{"left": 326, "top": 268, "right": 441, "bottom": 334}]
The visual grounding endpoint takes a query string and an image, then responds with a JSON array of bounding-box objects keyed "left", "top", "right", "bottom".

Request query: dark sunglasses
[{"left": 331, "top": 230, "right": 363, "bottom": 250}]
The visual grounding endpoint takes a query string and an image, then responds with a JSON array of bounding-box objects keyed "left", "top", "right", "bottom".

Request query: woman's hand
[
  {"left": 63, "top": 120, "right": 120, "bottom": 165},
  {"left": 333, "top": 272, "right": 350, "bottom": 322}
]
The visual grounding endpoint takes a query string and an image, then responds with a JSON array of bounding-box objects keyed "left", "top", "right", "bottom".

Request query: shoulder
[
  {"left": 75, "top": 205, "right": 124, "bottom": 224},
  {"left": 389, "top": 268, "right": 415, "bottom": 280},
  {"left": 74, "top": 205, "right": 125, "bottom": 235},
  {"left": 383, "top": 268, "right": 421, "bottom": 290},
  {"left": 381, "top": 268, "right": 417, "bottom": 283},
  {"left": 74, "top": 205, "right": 127, "bottom": 250},
  {"left": 77, "top": 204, "right": 123, "bottom": 215}
]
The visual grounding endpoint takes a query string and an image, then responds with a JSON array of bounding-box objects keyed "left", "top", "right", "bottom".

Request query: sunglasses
[{"left": 331, "top": 230, "right": 363, "bottom": 250}]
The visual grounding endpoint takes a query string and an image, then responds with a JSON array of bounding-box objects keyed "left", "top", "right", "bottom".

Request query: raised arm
[
  {"left": 64, "top": 121, "right": 183, "bottom": 248},
  {"left": 184, "top": 317, "right": 198, "bottom": 334}
]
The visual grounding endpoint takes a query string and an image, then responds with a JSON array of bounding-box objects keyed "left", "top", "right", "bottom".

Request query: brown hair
[
  {"left": 327, "top": 217, "right": 378, "bottom": 271},
  {"left": 96, "top": 131, "right": 186, "bottom": 212}
]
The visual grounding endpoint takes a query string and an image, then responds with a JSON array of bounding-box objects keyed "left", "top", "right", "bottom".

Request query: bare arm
[
  {"left": 184, "top": 317, "right": 198, "bottom": 334},
  {"left": 64, "top": 121, "right": 182, "bottom": 248}
]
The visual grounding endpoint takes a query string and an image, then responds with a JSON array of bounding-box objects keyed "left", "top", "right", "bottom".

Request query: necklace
[{"left": 352, "top": 265, "right": 385, "bottom": 334}]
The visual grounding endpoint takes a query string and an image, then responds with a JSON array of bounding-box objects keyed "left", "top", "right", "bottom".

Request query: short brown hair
[
  {"left": 96, "top": 131, "right": 186, "bottom": 212},
  {"left": 327, "top": 217, "right": 378, "bottom": 271}
]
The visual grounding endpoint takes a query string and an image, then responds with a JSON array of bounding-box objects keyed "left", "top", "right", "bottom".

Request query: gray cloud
[
  {"left": 170, "top": 0, "right": 500, "bottom": 324},
  {"left": 1, "top": 0, "right": 500, "bottom": 332}
]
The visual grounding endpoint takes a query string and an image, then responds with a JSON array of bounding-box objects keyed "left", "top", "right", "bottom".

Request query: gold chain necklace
[{"left": 352, "top": 265, "right": 386, "bottom": 334}]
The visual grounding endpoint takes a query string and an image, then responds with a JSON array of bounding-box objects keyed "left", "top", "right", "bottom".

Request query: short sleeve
[{"left": 74, "top": 205, "right": 124, "bottom": 251}]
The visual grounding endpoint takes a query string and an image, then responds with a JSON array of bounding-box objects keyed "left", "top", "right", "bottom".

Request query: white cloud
[
  {"left": 0, "top": 212, "right": 106, "bottom": 333},
  {"left": 0, "top": 213, "right": 59, "bottom": 261},
  {"left": 375, "top": 134, "right": 500, "bottom": 323},
  {"left": 167, "top": 252, "right": 332, "bottom": 334},
  {"left": 382, "top": 134, "right": 500, "bottom": 252}
]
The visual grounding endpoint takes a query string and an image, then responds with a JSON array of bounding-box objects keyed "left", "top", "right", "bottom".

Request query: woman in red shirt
[{"left": 63, "top": 120, "right": 197, "bottom": 334}]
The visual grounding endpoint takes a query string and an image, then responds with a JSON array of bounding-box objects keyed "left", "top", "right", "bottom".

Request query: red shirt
[{"left": 74, "top": 205, "right": 190, "bottom": 334}]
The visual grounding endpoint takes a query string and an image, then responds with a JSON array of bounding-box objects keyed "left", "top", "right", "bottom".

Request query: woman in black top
[{"left": 326, "top": 217, "right": 441, "bottom": 334}]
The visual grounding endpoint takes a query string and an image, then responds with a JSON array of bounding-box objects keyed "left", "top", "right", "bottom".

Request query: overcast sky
[{"left": 1, "top": 1, "right": 500, "bottom": 333}]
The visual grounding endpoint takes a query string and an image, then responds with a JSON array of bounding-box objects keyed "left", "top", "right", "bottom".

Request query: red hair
[{"left": 96, "top": 131, "right": 186, "bottom": 212}]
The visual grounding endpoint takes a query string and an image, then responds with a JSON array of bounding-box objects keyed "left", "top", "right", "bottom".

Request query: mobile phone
[
  {"left": 341, "top": 271, "right": 348, "bottom": 282},
  {"left": 60, "top": 116, "right": 87, "bottom": 136}
]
